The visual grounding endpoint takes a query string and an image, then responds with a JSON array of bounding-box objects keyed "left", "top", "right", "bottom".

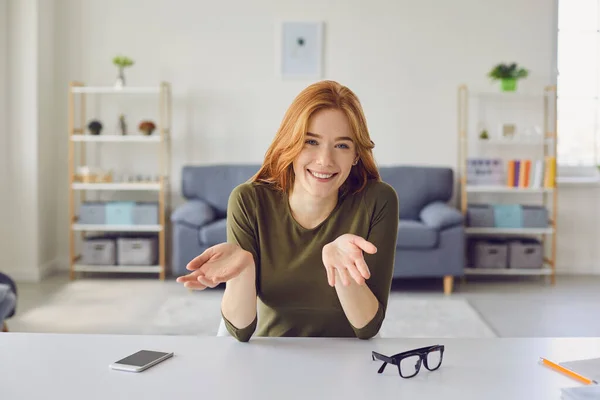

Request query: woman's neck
[{"left": 288, "top": 186, "right": 338, "bottom": 230}]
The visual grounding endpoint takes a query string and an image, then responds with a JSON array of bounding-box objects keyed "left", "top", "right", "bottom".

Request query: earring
[{"left": 353, "top": 159, "right": 358, "bottom": 166}]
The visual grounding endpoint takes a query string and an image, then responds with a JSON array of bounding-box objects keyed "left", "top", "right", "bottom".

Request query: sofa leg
[
  {"left": 2, "top": 322, "right": 8, "bottom": 332},
  {"left": 443, "top": 276, "right": 454, "bottom": 295}
]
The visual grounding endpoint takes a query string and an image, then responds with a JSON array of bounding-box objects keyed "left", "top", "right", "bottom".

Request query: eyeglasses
[{"left": 372, "top": 345, "right": 445, "bottom": 378}]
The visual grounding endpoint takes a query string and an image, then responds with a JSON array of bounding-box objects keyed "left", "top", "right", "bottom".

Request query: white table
[{"left": 1, "top": 333, "right": 599, "bottom": 399}]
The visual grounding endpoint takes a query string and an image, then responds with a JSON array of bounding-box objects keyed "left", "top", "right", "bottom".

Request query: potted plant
[
  {"left": 138, "top": 120, "right": 156, "bottom": 136},
  {"left": 113, "top": 55, "right": 134, "bottom": 88},
  {"left": 87, "top": 120, "right": 103, "bottom": 135},
  {"left": 487, "top": 63, "right": 529, "bottom": 92}
]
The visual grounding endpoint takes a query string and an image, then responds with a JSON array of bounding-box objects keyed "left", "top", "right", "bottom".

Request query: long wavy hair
[{"left": 251, "top": 80, "right": 380, "bottom": 195}]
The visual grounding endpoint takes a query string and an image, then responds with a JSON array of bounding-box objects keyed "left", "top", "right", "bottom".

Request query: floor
[{"left": 9, "top": 272, "right": 600, "bottom": 338}]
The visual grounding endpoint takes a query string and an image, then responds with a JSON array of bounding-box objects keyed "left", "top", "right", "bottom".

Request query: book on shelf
[{"left": 506, "top": 157, "right": 555, "bottom": 189}]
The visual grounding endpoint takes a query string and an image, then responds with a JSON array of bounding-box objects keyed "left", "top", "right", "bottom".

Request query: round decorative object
[
  {"left": 87, "top": 120, "right": 103, "bottom": 135},
  {"left": 138, "top": 120, "right": 156, "bottom": 136}
]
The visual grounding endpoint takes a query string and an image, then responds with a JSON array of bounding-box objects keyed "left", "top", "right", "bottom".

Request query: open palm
[
  {"left": 176, "top": 243, "right": 253, "bottom": 290},
  {"left": 322, "top": 234, "right": 377, "bottom": 287}
]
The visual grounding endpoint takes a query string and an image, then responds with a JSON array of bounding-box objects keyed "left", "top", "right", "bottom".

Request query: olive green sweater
[{"left": 221, "top": 180, "right": 399, "bottom": 342}]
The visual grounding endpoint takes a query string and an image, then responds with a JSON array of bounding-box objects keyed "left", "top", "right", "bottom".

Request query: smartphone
[{"left": 109, "top": 350, "right": 173, "bottom": 372}]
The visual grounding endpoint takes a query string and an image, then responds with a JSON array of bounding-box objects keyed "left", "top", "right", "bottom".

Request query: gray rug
[{"left": 13, "top": 280, "right": 496, "bottom": 338}]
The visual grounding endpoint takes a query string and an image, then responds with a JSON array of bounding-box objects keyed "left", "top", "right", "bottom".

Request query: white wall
[
  {"left": 37, "top": 0, "right": 57, "bottom": 274},
  {"left": 0, "top": 0, "right": 9, "bottom": 272},
  {"left": 39, "top": 0, "right": 596, "bottom": 276},
  {"left": 4, "top": 0, "right": 40, "bottom": 280},
  {"left": 2, "top": 0, "right": 59, "bottom": 281}
]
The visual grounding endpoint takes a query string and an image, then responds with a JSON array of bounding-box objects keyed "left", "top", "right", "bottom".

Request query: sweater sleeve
[
  {"left": 222, "top": 183, "right": 260, "bottom": 341},
  {"left": 351, "top": 182, "right": 399, "bottom": 339}
]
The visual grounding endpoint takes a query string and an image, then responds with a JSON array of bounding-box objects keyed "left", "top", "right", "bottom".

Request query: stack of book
[{"left": 506, "top": 156, "right": 556, "bottom": 188}]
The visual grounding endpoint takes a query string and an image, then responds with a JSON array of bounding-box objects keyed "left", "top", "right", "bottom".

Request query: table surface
[{"left": 2, "top": 333, "right": 599, "bottom": 399}]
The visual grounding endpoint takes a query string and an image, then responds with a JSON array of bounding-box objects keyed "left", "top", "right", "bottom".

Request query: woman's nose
[{"left": 315, "top": 147, "right": 334, "bottom": 166}]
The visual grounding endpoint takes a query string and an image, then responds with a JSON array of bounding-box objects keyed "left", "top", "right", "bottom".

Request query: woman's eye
[
  {"left": 305, "top": 139, "right": 318, "bottom": 145},
  {"left": 336, "top": 143, "right": 350, "bottom": 149}
]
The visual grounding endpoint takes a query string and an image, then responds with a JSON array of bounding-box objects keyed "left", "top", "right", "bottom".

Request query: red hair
[{"left": 251, "top": 80, "right": 380, "bottom": 194}]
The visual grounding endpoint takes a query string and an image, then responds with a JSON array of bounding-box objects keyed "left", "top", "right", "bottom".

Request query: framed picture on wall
[{"left": 279, "top": 21, "right": 324, "bottom": 79}]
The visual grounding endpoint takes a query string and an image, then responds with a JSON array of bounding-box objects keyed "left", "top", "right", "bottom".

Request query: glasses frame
[{"left": 371, "top": 345, "right": 445, "bottom": 378}]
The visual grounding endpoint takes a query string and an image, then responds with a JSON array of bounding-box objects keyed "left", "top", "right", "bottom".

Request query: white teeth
[{"left": 310, "top": 170, "right": 334, "bottom": 179}]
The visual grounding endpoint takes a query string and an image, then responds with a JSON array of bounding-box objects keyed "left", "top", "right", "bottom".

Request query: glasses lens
[
  {"left": 426, "top": 349, "right": 443, "bottom": 370},
  {"left": 399, "top": 355, "right": 421, "bottom": 377}
]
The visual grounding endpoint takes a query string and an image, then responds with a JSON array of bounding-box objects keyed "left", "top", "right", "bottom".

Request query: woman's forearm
[
  {"left": 221, "top": 251, "right": 257, "bottom": 329},
  {"left": 334, "top": 270, "right": 380, "bottom": 329}
]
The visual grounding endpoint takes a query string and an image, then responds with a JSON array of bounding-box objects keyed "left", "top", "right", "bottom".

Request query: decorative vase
[
  {"left": 115, "top": 67, "right": 125, "bottom": 89},
  {"left": 501, "top": 78, "right": 517, "bottom": 92}
]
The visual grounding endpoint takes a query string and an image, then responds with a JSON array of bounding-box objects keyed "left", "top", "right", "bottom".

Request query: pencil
[{"left": 539, "top": 357, "right": 598, "bottom": 385}]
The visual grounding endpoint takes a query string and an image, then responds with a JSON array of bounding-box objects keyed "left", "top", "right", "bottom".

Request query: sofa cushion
[
  {"left": 171, "top": 200, "right": 216, "bottom": 229},
  {"left": 198, "top": 219, "right": 227, "bottom": 246},
  {"left": 396, "top": 219, "right": 438, "bottom": 249}
]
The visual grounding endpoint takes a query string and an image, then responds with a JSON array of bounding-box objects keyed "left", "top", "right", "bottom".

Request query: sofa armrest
[
  {"left": 419, "top": 202, "right": 463, "bottom": 230},
  {"left": 171, "top": 200, "right": 216, "bottom": 229}
]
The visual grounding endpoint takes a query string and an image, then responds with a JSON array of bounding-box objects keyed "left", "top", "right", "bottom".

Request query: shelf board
[
  {"left": 556, "top": 176, "right": 600, "bottom": 185},
  {"left": 70, "top": 87, "right": 160, "bottom": 94},
  {"left": 466, "top": 227, "right": 554, "bottom": 235},
  {"left": 464, "top": 267, "right": 553, "bottom": 276},
  {"left": 466, "top": 185, "right": 554, "bottom": 193},
  {"left": 72, "top": 224, "right": 162, "bottom": 232},
  {"left": 476, "top": 138, "right": 554, "bottom": 145},
  {"left": 72, "top": 182, "right": 161, "bottom": 191},
  {"left": 71, "top": 135, "right": 162, "bottom": 143},
  {"left": 468, "top": 91, "right": 547, "bottom": 100},
  {"left": 73, "top": 264, "right": 162, "bottom": 273}
]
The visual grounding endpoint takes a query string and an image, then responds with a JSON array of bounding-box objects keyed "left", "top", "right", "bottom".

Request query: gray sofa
[
  {"left": 0, "top": 272, "right": 17, "bottom": 332},
  {"left": 171, "top": 165, "right": 464, "bottom": 293}
]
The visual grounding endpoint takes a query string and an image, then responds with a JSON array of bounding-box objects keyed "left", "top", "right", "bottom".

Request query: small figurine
[{"left": 119, "top": 114, "right": 127, "bottom": 135}]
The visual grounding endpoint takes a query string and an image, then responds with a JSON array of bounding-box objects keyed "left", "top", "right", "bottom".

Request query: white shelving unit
[
  {"left": 465, "top": 185, "right": 554, "bottom": 193},
  {"left": 73, "top": 264, "right": 162, "bottom": 273},
  {"left": 72, "top": 182, "right": 162, "bottom": 191},
  {"left": 72, "top": 224, "right": 163, "bottom": 232},
  {"left": 68, "top": 81, "right": 171, "bottom": 280},
  {"left": 457, "top": 85, "right": 558, "bottom": 283},
  {"left": 71, "top": 135, "right": 162, "bottom": 143}
]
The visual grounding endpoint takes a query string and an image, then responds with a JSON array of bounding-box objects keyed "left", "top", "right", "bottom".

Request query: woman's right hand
[{"left": 176, "top": 243, "right": 254, "bottom": 290}]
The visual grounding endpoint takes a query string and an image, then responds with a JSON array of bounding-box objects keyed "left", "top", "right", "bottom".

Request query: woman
[{"left": 176, "top": 80, "right": 399, "bottom": 342}]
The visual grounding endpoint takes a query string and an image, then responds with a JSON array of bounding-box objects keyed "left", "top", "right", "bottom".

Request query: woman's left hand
[{"left": 322, "top": 234, "right": 377, "bottom": 287}]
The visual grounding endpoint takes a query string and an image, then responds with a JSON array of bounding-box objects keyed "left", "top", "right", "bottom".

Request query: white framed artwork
[{"left": 278, "top": 21, "right": 324, "bottom": 79}]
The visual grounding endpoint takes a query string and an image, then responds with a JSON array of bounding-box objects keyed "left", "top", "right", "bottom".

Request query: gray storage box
[
  {"left": 469, "top": 239, "right": 508, "bottom": 269},
  {"left": 522, "top": 206, "right": 549, "bottom": 228},
  {"left": 117, "top": 236, "right": 158, "bottom": 265},
  {"left": 467, "top": 204, "right": 495, "bottom": 227},
  {"left": 81, "top": 236, "right": 116, "bottom": 265},
  {"left": 133, "top": 202, "right": 159, "bottom": 225},
  {"left": 79, "top": 202, "right": 106, "bottom": 225},
  {"left": 508, "top": 239, "right": 543, "bottom": 269}
]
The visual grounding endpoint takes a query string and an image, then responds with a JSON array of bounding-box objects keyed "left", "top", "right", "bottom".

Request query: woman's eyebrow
[{"left": 306, "top": 132, "right": 354, "bottom": 142}]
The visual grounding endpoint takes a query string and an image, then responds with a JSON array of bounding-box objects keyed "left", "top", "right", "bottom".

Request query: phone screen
[{"left": 115, "top": 350, "right": 170, "bottom": 367}]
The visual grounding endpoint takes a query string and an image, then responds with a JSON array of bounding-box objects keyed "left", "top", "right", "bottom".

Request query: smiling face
[{"left": 292, "top": 108, "right": 358, "bottom": 200}]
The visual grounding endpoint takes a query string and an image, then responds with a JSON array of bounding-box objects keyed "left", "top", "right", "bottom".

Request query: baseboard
[
  {"left": 39, "top": 258, "right": 60, "bottom": 279},
  {"left": 4, "top": 258, "right": 62, "bottom": 282},
  {"left": 3, "top": 266, "right": 41, "bottom": 282}
]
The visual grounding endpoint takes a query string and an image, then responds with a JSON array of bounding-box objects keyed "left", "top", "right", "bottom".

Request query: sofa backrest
[
  {"left": 181, "top": 164, "right": 454, "bottom": 220},
  {"left": 379, "top": 166, "right": 454, "bottom": 220},
  {"left": 182, "top": 164, "right": 261, "bottom": 217}
]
